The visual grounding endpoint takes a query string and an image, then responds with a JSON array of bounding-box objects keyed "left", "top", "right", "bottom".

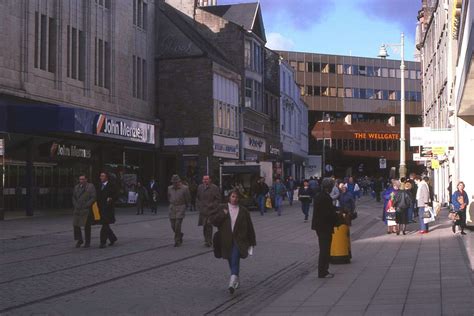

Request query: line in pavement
[{"left": 0, "top": 248, "right": 213, "bottom": 313}]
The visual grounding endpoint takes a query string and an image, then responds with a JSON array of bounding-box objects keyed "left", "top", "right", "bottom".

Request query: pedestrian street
[{"left": 1, "top": 196, "right": 473, "bottom": 315}]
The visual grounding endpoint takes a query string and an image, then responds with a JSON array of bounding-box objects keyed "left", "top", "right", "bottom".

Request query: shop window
[
  {"left": 354, "top": 140, "right": 360, "bottom": 151},
  {"left": 337, "top": 139, "right": 343, "bottom": 150},
  {"left": 343, "top": 139, "right": 348, "bottom": 151},
  {"left": 348, "top": 139, "right": 354, "bottom": 151},
  {"left": 361, "top": 139, "right": 367, "bottom": 151}
]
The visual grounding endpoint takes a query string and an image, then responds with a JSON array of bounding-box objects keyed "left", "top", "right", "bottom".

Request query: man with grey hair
[
  {"left": 312, "top": 178, "right": 338, "bottom": 278},
  {"left": 168, "top": 175, "right": 191, "bottom": 247}
]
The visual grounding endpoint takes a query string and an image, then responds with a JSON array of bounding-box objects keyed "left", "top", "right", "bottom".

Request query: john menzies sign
[
  {"left": 94, "top": 114, "right": 155, "bottom": 144},
  {"left": 244, "top": 133, "right": 266, "bottom": 153}
]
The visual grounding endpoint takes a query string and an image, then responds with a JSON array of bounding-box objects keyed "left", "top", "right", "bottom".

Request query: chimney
[{"left": 164, "top": 0, "right": 198, "bottom": 18}]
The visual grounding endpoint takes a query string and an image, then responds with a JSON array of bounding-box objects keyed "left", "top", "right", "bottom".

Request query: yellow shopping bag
[
  {"left": 92, "top": 202, "right": 101, "bottom": 221},
  {"left": 265, "top": 197, "right": 272, "bottom": 209}
]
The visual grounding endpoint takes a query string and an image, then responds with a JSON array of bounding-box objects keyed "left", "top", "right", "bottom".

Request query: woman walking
[
  {"left": 210, "top": 190, "right": 256, "bottom": 294},
  {"left": 393, "top": 182, "right": 413, "bottom": 235},
  {"left": 272, "top": 178, "right": 286, "bottom": 216},
  {"left": 451, "top": 182, "right": 469, "bottom": 235}
]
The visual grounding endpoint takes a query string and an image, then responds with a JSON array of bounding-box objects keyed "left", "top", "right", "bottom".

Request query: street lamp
[{"left": 378, "top": 33, "right": 406, "bottom": 178}]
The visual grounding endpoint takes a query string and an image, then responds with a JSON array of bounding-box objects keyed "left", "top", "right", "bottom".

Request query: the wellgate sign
[{"left": 94, "top": 114, "right": 155, "bottom": 144}]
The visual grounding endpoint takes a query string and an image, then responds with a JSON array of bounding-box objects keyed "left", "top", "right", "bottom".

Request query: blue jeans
[
  {"left": 418, "top": 206, "right": 429, "bottom": 231},
  {"left": 275, "top": 195, "right": 283, "bottom": 215},
  {"left": 301, "top": 202, "right": 310, "bottom": 220},
  {"left": 287, "top": 190, "right": 294, "bottom": 205},
  {"left": 228, "top": 241, "right": 240, "bottom": 276},
  {"left": 257, "top": 194, "right": 266, "bottom": 215},
  {"left": 407, "top": 206, "right": 414, "bottom": 222}
]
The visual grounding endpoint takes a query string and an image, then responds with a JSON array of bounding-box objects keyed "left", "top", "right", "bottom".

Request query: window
[
  {"left": 374, "top": 90, "right": 383, "bottom": 100},
  {"left": 389, "top": 68, "right": 396, "bottom": 78},
  {"left": 244, "top": 40, "right": 251, "bottom": 69},
  {"left": 389, "top": 90, "right": 397, "bottom": 100},
  {"left": 307, "top": 62, "right": 313, "bottom": 72},
  {"left": 344, "top": 64, "right": 353, "bottom": 75},
  {"left": 298, "top": 62, "right": 305, "bottom": 72},
  {"left": 321, "top": 86, "right": 329, "bottom": 96},
  {"left": 338, "top": 88, "right": 345, "bottom": 98},
  {"left": 94, "top": 38, "right": 110, "bottom": 89},
  {"left": 96, "top": 0, "right": 111, "bottom": 8},
  {"left": 366, "top": 66, "right": 374, "bottom": 77},
  {"left": 359, "top": 89, "right": 366, "bottom": 99},
  {"left": 329, "top": 64, "right": 336, "bottom": 74},
  {"left": 366, "top": 89, "right": 374, "bottom": 99},
  {"left": 358, "top": 65, "right": 367, "bottom": 76},
  {"left": 306, "top": 85, "right": 313, "bottom": 96},
  {"left": 382, "top": 68, "right": 389, "bottom": 77},
  {"left": 417, "top": 70, "right": 422, "bottom": 79},
  {"left": 337, "top": 64, "right": 344, "bottom": 74},
  {"left": 344, "top": 88, "right": 353, "bottom": 98},
  {"left": 313, "top": 86, "right": 320, "bottom": 96},
  {"left": 245, "top": 78, "right": 262, "bottom": 110},
  {"left": 66, "top": 26, "right": 85, "bottom": 81},
  {"left": 410, "top": 70, "right": 417, "bottom": 79},
  {"left": 132, "top": 55, "right": 147, "bottom": 100},
  {"left": 329, "top": 87, "right": 337, "bottom": 97},
  {"left": 289, "top": 61, "right": 297, "bottom": 70},
  {"left": 374, "top": 67, "right": 381, "bottom": 77},
  {"left": 321, "top": 63, "right": 329, "bottom": 73},
  {"left": 245, "top": 40, "right": 262, "bottom": 73},
  {"left": 352, "top": 88, "right": 360, "bottom": 98},
  {"left": 133, "top": 0, "right": 147, "bottom": 30},
  {"left": 34, "top": 12, "right": 56, "bottom": 73}
]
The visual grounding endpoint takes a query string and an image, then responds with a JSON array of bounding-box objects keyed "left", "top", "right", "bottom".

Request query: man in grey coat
[
  {"left": 168, "top": 175, "right": 191, "bottom": 247},
  {"left": 72, "top": 174, "right": 96, "bottom": 248},
  {"left": 196, "top": 175, "right": 221, "bottom": 247}
]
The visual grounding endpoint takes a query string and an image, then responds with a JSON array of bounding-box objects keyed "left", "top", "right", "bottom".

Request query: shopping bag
[
  {"left": 423, "top": 207, "right": 435, "bottom": 224},
  {"left": 265, "top": 197, "right": 272, "bottom": 208},
  {"left": 293, "top": 189, "right": 299, "bottom": 201},
  {"left": 92, "top": 202, "right": 101, "bottom": 221}
]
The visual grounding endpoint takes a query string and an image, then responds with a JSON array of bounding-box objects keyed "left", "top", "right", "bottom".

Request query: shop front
[
  {"left": 243, "top": 132, "right": 266, "bottom": 162},
  {"left": 0, "top": 96, "right": 157, "bottom": 215}
]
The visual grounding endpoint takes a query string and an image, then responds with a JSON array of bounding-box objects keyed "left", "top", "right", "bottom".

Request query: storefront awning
[{"left": 221, "top": 165, "right": 260, "bottom": 174}]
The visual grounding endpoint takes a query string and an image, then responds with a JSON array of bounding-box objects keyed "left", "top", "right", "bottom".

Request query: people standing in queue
[
  {"left": 148, "top": 178, "right": 159, "bottom": 214},
  {"left": 196, "top": 175, "right": 221, "bottom": 247},
  {"left": 298, "top": 180, "right": 313, "bottom": 222},
  {"left": 451, "top": 181, "right": 469, "bottom": 235},
  {"left": 312, "top": 178, "right": 338, "bottom": 279},
  {"left": 210, "top": 190, "right": 256, "bottom": 294},
  {"left": 254, "top": 177, "right": 269, "bottom": 216},
  {"left": 167, "top": 175, "right": 191, "bottom": 247},
  {"left": 72, "top": 174, "right": 96, "bottom": 248},
  {"left": 272, "top": 178, "right": 286, "bottom": 216},
  {"left": 415, "top": 176, "right": 431, "bottom": 234},
  {"left": 135, "top": 181, "right": 148, "bottom": 215},
  {"left": 98, "top": 172, "right": 118, "bottom": 248}
]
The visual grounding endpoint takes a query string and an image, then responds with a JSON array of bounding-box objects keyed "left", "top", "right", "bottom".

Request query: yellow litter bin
[{"left": 330, "top": 224, "right": 351, "bottom": 264}]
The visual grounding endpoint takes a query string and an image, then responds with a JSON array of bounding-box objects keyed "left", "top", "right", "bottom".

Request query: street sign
[{"left": 0, "top": 139, "right": 4, "bottom": 156}]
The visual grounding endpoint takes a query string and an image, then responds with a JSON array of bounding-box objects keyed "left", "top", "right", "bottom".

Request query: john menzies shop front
[{"left": 0, "top": 97, "right": 157, "bottom": 215}]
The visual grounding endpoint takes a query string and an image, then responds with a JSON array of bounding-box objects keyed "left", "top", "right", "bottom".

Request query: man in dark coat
[
  {"left": 196, "top": 175, "right": 221, "bottom": 247},
  {"left": 312, "top": 178, "right": 338, "bottom": 278},
  {"left": 148, "top": 179, "right": 159, "bottom": 214},
  {"left": 97, "top": 172, "right": 118, "bottom": 248},
  {"left": 72, "top": 174, "right": 96, "bottom": 248}
]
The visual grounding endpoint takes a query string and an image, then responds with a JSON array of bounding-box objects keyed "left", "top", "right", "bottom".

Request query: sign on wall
[
  {"left": 243, "top": 133, "right": 266, "bottom": 153},
  {"left": 94, "top": 114, "right": 155, "bottom": 144},
  {"left": 164, "top": 137, "right": 199, "bottom": 146},
  {"left": 213, "top": 135, "right": 239, "bottom": 159},
  {"left": 409, "top": 128, "right": 454, "bottom": 147}
]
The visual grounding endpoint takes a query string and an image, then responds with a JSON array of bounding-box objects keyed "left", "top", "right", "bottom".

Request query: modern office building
[{"left": 278, "top": 50, "right": 423, "bottom": 177}]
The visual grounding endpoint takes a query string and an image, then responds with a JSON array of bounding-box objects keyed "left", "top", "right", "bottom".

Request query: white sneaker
[
  {"left": 228, "top": 275, "right": 237, "bottom": 294},
  {"left": 234, "top": 276, "right": 240, "bottom": 289}
]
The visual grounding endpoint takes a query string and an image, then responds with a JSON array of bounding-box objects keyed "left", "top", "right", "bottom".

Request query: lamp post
[{"left": 378, "top": 33, "right": 406, "bottom": 178}]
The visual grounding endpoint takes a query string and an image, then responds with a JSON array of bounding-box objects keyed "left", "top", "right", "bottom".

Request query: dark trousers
[
  {"left": 73, "top": 224, "right": 91, "bottom": 244},
  {"left": 170, "top": 218, "right": 183, "bottom": 243},
  {"left": 301, "top": 202, "right": 310, "bottom": 220},
  {"left": 228, "top": 241, "right": 240, "bottom": 276},
  {"left": 316, "top": 230, "right": 333, "bottom": 277},
  {"left": 100, "top": 223, "right": 117, "bottom": 245},
  {"left": 203, "top": 222, "right": 213, "bottom": 244}
]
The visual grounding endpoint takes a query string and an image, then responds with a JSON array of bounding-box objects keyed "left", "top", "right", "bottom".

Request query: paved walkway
[{"left": 258, "top": 203, "right": 474, "bottom": 316}]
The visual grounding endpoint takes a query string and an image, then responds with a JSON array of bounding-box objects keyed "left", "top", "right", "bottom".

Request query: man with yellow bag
[{"left": 72, "top": 174, "right": 96, "bottom": 248}]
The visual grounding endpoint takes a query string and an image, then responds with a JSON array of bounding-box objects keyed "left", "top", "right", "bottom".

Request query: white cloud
[{"left": 266, "top": 32, "right": 295, "bottom": 51}]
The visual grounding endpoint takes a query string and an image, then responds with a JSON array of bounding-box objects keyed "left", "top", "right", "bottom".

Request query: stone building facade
[{"left": 0, "top": 0, "right": 160, "bottom": 213}]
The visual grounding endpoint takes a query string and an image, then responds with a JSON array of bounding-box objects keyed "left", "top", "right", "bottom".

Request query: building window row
[
  {"left": 244, "top": 39, "right": 263, "bottom": 74},
  {"left": 95, "top": 0, "right": 111, "bottom": 9},
  {"left": 245, "top": 79, "right": 262, "bottom": 110},
  {"left": 214, "top": 100, "right": 238, "bottom": 138},
  {"left": 94, "top": 37, "right": 111, "bottom": 89},
  {"left": 290, "top": 61, "right": 421, "bottom": 80},
  {"left": 316, "top": 138, "right": 402, "bottom": 152},
  {"left": 66, "top": 26, "right": 85, "bottom": 81},
  {"left": 132, "top": 55, "right": 147, "bottom": 100},
  {"left": 304, "top": 86, "right": 421, "bottom": 102},
  {"left": 133, "top": 0, "right": 147, "bottom": 30},
  {"left": 34, "top": 12, "right": 56, "bottom": 73}
]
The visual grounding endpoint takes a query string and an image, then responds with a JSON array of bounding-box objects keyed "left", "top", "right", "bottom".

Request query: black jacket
[
  {"left": 97, "top": 182, "right": 117, "bottom": 224},
  {"left": 298, "top": 187, "right": 314, "bottom": 203},
  {"left": 311, "top": 192, "right": 338, "bottom": 233},
  {"left": 210, "top": 204, "right": 256, "bottom": 259}
]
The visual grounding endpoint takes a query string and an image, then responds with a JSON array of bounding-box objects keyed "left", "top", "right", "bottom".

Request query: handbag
[
  {"left": 92, "top": 202, "right": 101, "bottom": 221},
  {"left": 386, "top": 211, "right": 396, "bottom": 220},
  {"left": 448, "top": 212, "right": 460, "bottom": 221},
  {"left": 423, "top": 207, "right": 433, "bottom": 218},
  {"left": 212, "top": 231, "right": 222, "bottom": 258}
]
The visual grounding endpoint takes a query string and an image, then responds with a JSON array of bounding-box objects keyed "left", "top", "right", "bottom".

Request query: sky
[{"left": 218, "top": 0, "right": 421, "bottom": 61}]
